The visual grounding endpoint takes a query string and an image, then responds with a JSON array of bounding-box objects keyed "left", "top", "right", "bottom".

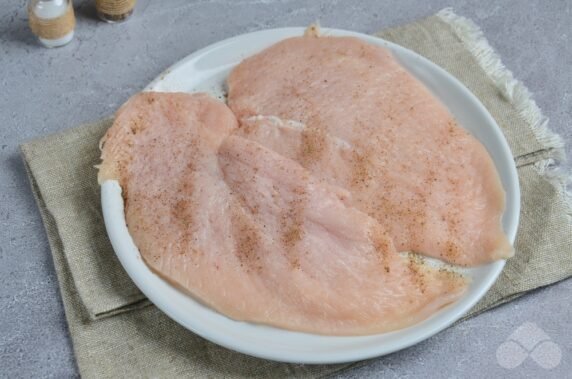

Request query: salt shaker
[
  {"left": 95, "top": 0, "right": 137, "bottom": 23},
  {"left": 28, "top": 0, "right": 75, "bottom": 48}
]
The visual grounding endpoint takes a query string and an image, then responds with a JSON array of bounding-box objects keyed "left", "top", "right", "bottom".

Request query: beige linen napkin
[{"left": 20, "top": 9, "right": 572, "bottom": 378}]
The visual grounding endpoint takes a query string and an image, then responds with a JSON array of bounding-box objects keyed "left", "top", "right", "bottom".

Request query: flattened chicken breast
[
  {"left": 99, "top": 92, "right": 468, "bottom": 335},
  {"left": 228, "top": 35, "right": 512, "bottom": 266}
]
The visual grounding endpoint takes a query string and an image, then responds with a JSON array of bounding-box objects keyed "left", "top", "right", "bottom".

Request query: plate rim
[{"left": 101, "top": 26, "right": 520, "bottom": 364}]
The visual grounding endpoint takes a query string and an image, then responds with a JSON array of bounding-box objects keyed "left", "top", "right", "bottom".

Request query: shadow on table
[
  {"left": 0, "top": 12, "right": 38, "bottom": 48},
  {"left": 7, "top": 153, "right": 39, "bottom": 213},
  {"left": 73, "top": 0, "right": 99, "bottom": 22}
]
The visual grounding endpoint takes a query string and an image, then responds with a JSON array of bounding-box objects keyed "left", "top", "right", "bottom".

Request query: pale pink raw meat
[
  {"left": 99, "top": 92, "right": 467, "bottom": 335},
  {"left": 228, "top": 35, "right": 513, "bottom": 266},
  {"left": 218, "top": 135, "right": 467, "bottom": 334}
]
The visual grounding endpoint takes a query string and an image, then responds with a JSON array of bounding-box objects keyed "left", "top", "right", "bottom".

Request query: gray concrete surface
[{"left": 1, "top": 0, "right": 570, "bottom": 377}]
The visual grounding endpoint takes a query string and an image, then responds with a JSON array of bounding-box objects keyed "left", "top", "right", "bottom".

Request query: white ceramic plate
[{"left": 101, "top": 27, "right": 520, "bottom": 364}]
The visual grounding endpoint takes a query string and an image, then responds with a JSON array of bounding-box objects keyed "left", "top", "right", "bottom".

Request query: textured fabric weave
[{"left": 20, "top": 12, "right": 572, "bottom": 378}]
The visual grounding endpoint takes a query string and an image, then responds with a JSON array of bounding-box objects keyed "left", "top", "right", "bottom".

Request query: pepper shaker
[
  {"left": 28, "top": 0, "right": 75, "bottom": 48},
  {"left": 95, "top": 0, "right": 137, "bottom": 23}
]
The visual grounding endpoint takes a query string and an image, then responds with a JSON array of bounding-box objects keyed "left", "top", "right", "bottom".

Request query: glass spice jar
[
  {"left": 95, "top": 0, "right": 137, "bottom": 23},
  {"left": 28, "top": 0, "right": 76, "bottom": 48}
]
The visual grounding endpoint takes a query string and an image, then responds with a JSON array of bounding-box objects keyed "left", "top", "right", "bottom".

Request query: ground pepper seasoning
[{"left": 95, "top": 0, "right": 136, "bottom": 23}]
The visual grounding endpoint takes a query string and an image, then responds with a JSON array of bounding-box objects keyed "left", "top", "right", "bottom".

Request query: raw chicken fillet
[
  {"left": 99, "top": 34, "right": 512, "bottom": 335},
  {"left": 228, "top": 35, "right": 512, "bottom": 266}
]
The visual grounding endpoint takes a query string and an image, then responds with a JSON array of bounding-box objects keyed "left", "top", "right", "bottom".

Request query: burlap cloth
[{"left": 20, "top": 9, "right": 572, "bottom": 378}]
